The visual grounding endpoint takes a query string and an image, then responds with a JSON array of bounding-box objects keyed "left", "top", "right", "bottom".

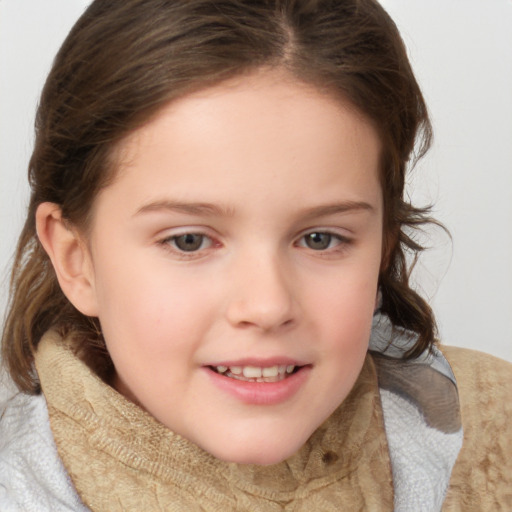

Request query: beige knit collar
[{"left": 35, "top": 330, "right": 393, "bottom": 511}]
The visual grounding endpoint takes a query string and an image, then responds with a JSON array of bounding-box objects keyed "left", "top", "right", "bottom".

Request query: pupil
[
  {"left": 175, "top": 234, "right": 203, "bottom": 251},
  {"left": 306, "top": 232, "right": 331, "bottom": 250}
]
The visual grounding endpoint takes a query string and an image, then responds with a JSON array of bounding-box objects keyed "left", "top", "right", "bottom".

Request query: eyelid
[
  {"left": 156, "top": 225, "right": 218, "bottom": 241},
  {"left": 156, "top": 227, "right": 221, "bottom": 258},
  {"left": 298, "top": 227, "right": 352, "bottom": 241},
  {"left": 295, "top": 228, "right": 353, "bottom": 251}
]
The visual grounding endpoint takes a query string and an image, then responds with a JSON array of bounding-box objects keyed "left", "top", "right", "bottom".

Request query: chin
[
  {"left": 217, "top": 450, "right": 295, "bottom": 466},
  {"left": 205, "top": 436, "right": 306, "bottom": 466}
]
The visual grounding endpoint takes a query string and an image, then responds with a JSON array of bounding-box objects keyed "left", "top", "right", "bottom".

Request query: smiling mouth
[{"left": 209, "top": 364, "right": 302, "bottom": 383}]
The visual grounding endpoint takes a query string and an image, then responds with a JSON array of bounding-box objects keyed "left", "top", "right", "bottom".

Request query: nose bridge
[{"left": 225, "top": 246, "right": 297, "bottom": 331}]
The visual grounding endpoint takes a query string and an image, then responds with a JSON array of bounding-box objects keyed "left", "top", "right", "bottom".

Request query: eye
[
  {"left": 303, "top": 232, "right": 333, "bottom": 250},
  {"left": 298, "top": 232, "right": 346, "bottom": 251},
  {"left": 166, "top": 233, "right": 212, "bottom": 252}
]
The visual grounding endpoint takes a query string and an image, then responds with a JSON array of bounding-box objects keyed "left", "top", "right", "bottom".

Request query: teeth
[
  {"left": 243, "top": 366, "right": 262, "bottom": 378},
  {"left": 262, "top": 366, "right": 279, "bottom": 378},
  {"left": 213, "top": 364, "right": 298, "bottom": 380}
]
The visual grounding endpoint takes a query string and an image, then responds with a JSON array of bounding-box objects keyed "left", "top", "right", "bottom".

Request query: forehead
[{"left": 102, "top": 69, "right": 383, "bottom": 216}]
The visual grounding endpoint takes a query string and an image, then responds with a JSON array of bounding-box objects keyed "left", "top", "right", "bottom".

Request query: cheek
[
  {"left": 93, "top": 253, "right": 218, "bottom": 360},
  {"left": 306, "top": 259, "right": 380, "bottom": 355},
  {"left": 303, "top": 277, "right": 376, "bottom": 424},
  {"left": 311, "top": 258, "right": 380, "bottom": 315}
]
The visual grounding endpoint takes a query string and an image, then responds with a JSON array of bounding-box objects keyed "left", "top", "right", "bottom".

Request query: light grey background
[{"left": 1, "top": 0, "right": 511, "bottom": 362}]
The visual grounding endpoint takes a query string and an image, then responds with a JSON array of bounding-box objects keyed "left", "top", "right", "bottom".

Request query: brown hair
[{"left": 2, "top": 0, "right": 436, "bottom": 394}]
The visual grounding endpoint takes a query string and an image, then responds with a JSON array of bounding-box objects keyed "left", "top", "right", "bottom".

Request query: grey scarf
[{"left": 370, "top": 312, "right": 463, "bottom": 511}]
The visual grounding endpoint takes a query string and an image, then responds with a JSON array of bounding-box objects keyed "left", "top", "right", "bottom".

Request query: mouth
[
  {"left": 204, "top": 361, "right": 312, "bottom": 405},
  {"left": 208, "top": 364, "right": 302, "bottom": 383}
]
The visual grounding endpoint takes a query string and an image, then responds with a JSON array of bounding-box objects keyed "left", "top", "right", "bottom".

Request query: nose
[{"left": 225, "top": 252, "right": 298, "bottom": 332}]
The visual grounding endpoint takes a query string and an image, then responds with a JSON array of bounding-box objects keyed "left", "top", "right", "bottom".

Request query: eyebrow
[
  {"left": 134, "top": 199, "right": 374, "bottom": 219},
  {"left": 300, "top": 201, "right": 375, "bottom": 220},
  {"left": 134, "top": 200, "right": 235, "bottom": 217}
]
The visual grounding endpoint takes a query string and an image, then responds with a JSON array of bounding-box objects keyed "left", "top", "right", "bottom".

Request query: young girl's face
[{"left": 81, "top": 69, "right": 383, "bottom": 464}]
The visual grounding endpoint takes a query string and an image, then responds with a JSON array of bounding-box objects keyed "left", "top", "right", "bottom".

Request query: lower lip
[{"left": 204, "top": 366, "right": 312, "bottom": 406}]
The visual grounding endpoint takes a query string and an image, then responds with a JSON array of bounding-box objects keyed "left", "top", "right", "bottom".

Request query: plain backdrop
[{"left": 1, "top": 0, "right": 511, "bottom": 362}]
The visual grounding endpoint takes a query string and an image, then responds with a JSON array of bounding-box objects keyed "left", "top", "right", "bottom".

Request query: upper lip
[{"left": 204, "top": 357, "right": 309, "bottom": 367}]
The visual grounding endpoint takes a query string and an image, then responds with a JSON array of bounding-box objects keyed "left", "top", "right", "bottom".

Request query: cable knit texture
[
  {"left": 1, "top": 330, "right": 508, "bottom": 510},
  {"left": 442, "top": 346, "right": 512, "bottom": 511},
  {"left": 34, "top": 330, "right": 394, "bottom": 512}
]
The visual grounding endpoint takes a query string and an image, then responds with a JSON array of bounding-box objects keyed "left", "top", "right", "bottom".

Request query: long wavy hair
[{"left": 2, "top": 0, "right": 436, "bottom": 394}]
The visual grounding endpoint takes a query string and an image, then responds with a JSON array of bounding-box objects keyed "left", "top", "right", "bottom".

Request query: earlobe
[{"left": 35, "top": 202, "right": 99, "bottom": 317}]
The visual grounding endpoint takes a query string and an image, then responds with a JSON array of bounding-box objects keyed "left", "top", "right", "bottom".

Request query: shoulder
[
  {"left": 441, "top": 346, "right": 511, "bottom": 428},
  {"left": 440, "top": 346, "right": 512, "bottom": 510},
  {"left": 441, "top": 344, "right": 511, "bottom": 383},
  {"left": 0, "top": 389, "right": 89, "bottom": 511}
]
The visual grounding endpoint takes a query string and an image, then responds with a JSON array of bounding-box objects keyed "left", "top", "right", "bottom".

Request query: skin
[{"left": 38, "top": 69, "right": 384, "bottom": 465}]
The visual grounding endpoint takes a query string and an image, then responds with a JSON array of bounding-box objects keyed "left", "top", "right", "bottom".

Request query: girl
[{"left": 1, "top": 1, "right": 510, "bottom": 510}]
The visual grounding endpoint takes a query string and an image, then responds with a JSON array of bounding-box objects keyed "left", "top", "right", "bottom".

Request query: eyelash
[
  {"left": 158, "top": 232, "right": 216, "bottom": 259},
  {"left": 295, "top": 231, "right": 351, "bottom": 252},
  {"left": 157, "top": 229, "right": 352, "bottom": 258}
]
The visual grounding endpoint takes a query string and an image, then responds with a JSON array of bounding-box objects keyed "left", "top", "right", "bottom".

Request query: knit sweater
[
  {"left": 34, "top": 330, "right": 394, "bottom": 511},
  {"left": 1, "top": 329, "right": 511, "bottom": 510}
]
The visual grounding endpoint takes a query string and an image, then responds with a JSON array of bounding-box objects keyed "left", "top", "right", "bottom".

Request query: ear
[{"left": 36, "top": 202, "right": 99, "bottom": 317}]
